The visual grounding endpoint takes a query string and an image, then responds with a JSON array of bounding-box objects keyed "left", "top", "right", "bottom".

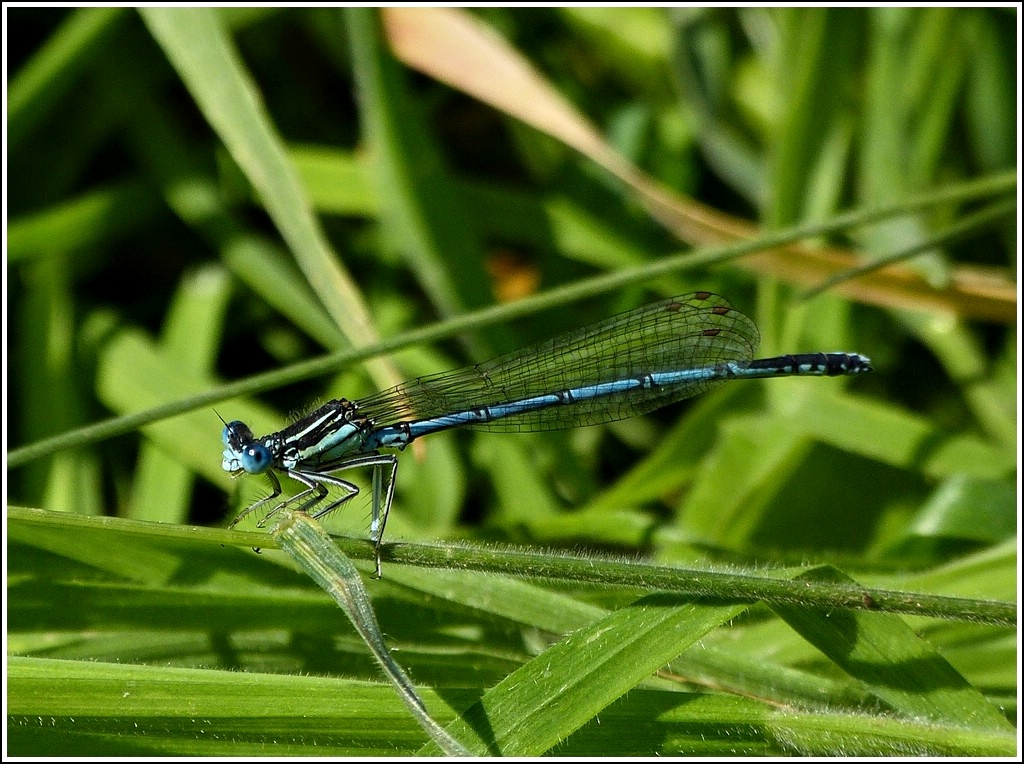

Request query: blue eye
[
  {"left": 222, "top": 420, "right": 253, "bottom": 448},
  {"left": 221, "top": 420, "right": 274, "bottom": 474},
  {"left": 239, "top": 443, "right": 272, "bottom": 474}
]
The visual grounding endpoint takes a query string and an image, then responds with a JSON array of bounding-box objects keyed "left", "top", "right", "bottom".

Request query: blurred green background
[{"left": 6, "top": 6, "right": 1017, "bottom": 757}]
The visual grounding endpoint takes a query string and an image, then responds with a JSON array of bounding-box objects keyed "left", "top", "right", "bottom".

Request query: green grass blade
[
  {"left": 347, "top": 8, "right": 492, "bottom": 327},
  {"left": 422, "top": 593, "right": 749, "bottom": 755},
  {"left": 272, "top": 511, "right": 473, "bottom": 756},
  {"left": 139, "top": 7, "right": 398, "bottom": 389},
  {"left": 7, "top": 7, "right": 127, "bottom": 148},
  {"left": 774, "top": 566, "right": 1012, "bottom": 732}
]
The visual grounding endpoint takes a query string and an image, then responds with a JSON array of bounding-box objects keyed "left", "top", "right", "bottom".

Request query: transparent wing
[{"left": 354, "top": 292, "right": 760, "bottom": 432}]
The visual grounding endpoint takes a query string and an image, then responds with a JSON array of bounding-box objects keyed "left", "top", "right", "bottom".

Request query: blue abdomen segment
[{"left": 367, "top": 352, "right": 871, "bottom": 445}]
